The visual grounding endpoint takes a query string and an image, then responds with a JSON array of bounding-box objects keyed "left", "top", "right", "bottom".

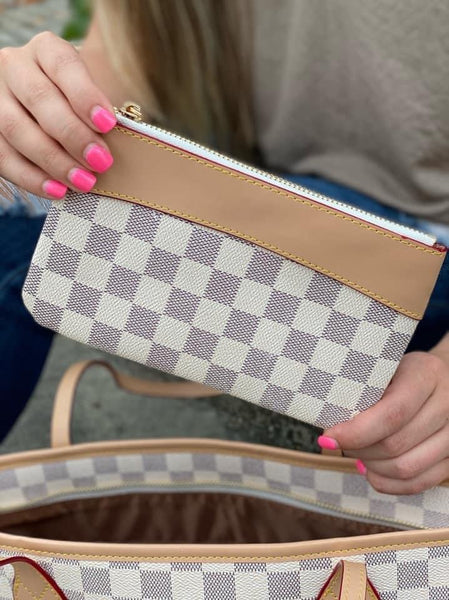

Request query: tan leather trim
[
  {"left": 319, "top": 562, "right": 369, "bottom": 600},
  {"left": 13, "top": 562, "right": 62, "bottom": 600},
  {"left": 93, "top": 126, "right": 446, "bottom": 319},
  {"left": 340, "top": 561, "right": 367, "bottom": 600},
  {"left": 0, "top": 527, "right": 447, "bottom": 563},
  {"left": 0, "top": 438, "right": 447, "bottom": 487},
  {"left": 0, "top": 438, "right": 363, "bottom": 474},
  {"left": 51, "top": 360, "right": 220, "bottom": 448}
]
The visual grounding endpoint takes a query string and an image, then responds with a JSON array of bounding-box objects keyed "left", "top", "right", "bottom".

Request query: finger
[
  {"left": 0, "top": 97, "right": 96, "bottom": 192},
  {"left": 323, "top": 352, "right": 436, "bottom": 451},
  {"left": 5, "top": 60, "right": 114, "bottom": 173},
  {"left": 365, "top": 457, "right": 449, "bottom": 496},
  {"left": 32, "top": 31, "right": 116, "bottom": 132},
  {"left": 345, "top": 390, "right": 449, "bottom": 461},
  {"left": 363, "top": 424, "right": 449, "bottom": 481},
  {"left": 0, "top": 132, "right": 67, "bottom": 200}
]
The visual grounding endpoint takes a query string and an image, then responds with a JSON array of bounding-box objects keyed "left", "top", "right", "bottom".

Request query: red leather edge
[{"left": 0, "top": 556, "right": 67, "bottom": 599}]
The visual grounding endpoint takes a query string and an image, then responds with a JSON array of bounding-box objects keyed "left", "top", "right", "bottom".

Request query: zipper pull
[{"left": 115, "top": 102, "right": 143, "bottom": 123}]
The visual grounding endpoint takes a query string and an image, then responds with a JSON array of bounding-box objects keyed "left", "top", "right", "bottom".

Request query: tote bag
[{"left": 0, "top": 359, "right": 447, "bottom": 599}]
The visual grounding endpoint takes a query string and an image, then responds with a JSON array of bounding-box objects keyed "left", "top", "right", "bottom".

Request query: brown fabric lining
[{"left": 0, "top": 492, "right": 399, "bottom": 544}]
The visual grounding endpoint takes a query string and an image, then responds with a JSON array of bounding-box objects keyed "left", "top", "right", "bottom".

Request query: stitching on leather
[
  {"left": 343, "top": 562, "right": 350, "bottom": 600},
  {"left": 13, "top": 573, "right": 58, "bottom": 600},
  {"left": 321, "top": 581, "right": 339, "bottom": 600},
  {"left": 91, "top": 128, "right": 439, "bottom": 319},
  {"left": 367, "top": 584, "right": 378, "bottom": 600},
  {"left": 1, "top": 539, "right": 447, "bottom": 561},
  {"left": 114, "top": 128, "right": 441, "bottom": 256},
  {"left": 92, "top": 184, "right": 422, "bottom": 319}
]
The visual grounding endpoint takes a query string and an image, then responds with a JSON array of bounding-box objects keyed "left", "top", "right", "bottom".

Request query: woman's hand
[
  {"left": 0, "top": 31, "right": 116, "bottom": 200},
  {"left": 319, "top": 332, "right": 449, "bottom": 495}
]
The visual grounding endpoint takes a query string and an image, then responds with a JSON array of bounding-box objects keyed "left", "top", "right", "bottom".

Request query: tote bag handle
[{"left": 51, "top": 360, "right": 220, "bottom": 448}]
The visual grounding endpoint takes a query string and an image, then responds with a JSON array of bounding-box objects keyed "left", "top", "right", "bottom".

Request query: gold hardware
[{"left": 115, "top": 102, "right": 143, "bottom": 122}]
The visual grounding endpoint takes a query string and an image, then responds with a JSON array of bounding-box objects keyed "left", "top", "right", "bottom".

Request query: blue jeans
[
  {"left": 0, "top": 214, "right": 54, "bottom": 441},
  {"left": 284, "top": 175, "right": 449, "bottom": 352}
]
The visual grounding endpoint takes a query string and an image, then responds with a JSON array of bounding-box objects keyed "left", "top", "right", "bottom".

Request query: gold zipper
[
  {"left": 115, "top": 101, "right": 143, "bottom": 122},
  {"left": 113, "top": 102, "right": 435, "bottom": 246}
]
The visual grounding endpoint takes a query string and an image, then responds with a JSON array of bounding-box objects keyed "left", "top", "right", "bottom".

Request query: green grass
[{"left": 62, "top": 0, "right": 91, "bottom": 41}]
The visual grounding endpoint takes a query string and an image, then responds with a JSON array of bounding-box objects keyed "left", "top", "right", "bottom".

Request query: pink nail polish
[
  {"left": 69, "top": 168, "right": 96, "bottom": 192},
  {"left": 42, "top": 180, "right": 67, "bottom": 199},
  {"left": 356, "top": 459, "right": 367, "bottom": 476},
  {"left": 91, "top": 106, "right": 116, "bottom": 133},
  {"left": 317, "top": 436, "right": 340, "bottom": 450},
  {"left": 85, "top": 144, "right": 114, "bottom": 173}
]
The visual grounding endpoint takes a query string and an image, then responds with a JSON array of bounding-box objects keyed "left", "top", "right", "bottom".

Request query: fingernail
[
  {"left": 69, "top": 168, "right": 96, "bottom": 192},
  {"left": 42, "top": 179, "right": 67, "bottom": 199},
  {"left": 91, "top": 106, "right": 116, "bottom": 133},
  {"left": 356, "top": 459, "right": 367, "bottom": 476},
  {"left": 85, "top": 144, "right": 114, "bottom": 173},
  {"left": 317, "top": 436, "right": 340, "bottom": 450}
]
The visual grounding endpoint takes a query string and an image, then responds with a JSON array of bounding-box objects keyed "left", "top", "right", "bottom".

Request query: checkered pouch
[
  {"left": 0, "top": 360, "right": 447, "bottom": 600},
  {"left": 22, "top": 105, "right": 446, "bottom": 429}
]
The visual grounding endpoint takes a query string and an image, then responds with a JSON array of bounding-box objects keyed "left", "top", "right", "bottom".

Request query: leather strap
[
  {"left": 317, "top": 561, "right": 378, "bottom": 599},
  {"left": 51, "top": 360, "right": 220, "bottom": 448},
  {"left": 0, "top": 557, "right": 66, "bottom": 600}
]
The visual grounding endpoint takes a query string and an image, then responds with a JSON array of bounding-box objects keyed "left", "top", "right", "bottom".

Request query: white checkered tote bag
[
  {"left": 0, "top": 360, "right": 448, "bottom": 600},
  {"left": 21, "top": 104, "right": 446, "bottom": 430}
]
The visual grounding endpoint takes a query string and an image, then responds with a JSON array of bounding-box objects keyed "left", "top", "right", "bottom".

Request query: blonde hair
[{"left": 95, "top": 0, "right": 256, "bottom": 162}]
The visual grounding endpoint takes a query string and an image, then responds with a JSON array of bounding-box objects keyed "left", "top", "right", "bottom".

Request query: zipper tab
[{"left": 116, "top": 102, "right": 143, "bottom": 123}]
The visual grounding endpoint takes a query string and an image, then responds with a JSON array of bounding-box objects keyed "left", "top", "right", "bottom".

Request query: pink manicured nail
[
  {"left": 317, "top": 436, "right": 340, "bottom": 450},
  {"left": 91, "top": 106, "right": 116, "bottom": 133},
  {"left": 356, "top": 459, "right": 367, "bottom": 476},
  {"left": 69, "top": 168, "right": 96, "bottom": 192},
  {"left": 85, "top": 144, "right": 114, "bottom": 173},
  {"left": 42, "top": 179, "right": 67, "bottom": 199}
]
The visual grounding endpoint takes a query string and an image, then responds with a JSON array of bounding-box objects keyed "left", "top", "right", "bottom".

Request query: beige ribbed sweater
[{"left": 253, "top": 0, "right": 449, "bottom": 224}]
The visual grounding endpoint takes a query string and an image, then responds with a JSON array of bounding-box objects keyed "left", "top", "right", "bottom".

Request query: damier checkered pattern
[
  {"left": 23, "top": 193, "right": 417, "bottom": 428},
  {"left": 0, "top": 545, "right": 448, "bottom": 599},
  {"left": 0, "top": 450, "right": 447, "bottom": 530}
]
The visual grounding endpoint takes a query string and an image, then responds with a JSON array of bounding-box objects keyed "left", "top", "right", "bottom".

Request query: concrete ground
[
  {"left": 0, "top": 0, "right": 320, "bottom": 457},
  {"left": 1, "top": 334, "right": 319, "bottom": 455}
]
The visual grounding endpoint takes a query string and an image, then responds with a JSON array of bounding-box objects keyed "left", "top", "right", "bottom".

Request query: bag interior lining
[{"left": 0, "top": 492, "right": 400, "bottom": 544}]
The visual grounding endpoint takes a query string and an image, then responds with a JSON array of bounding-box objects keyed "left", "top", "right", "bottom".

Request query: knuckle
[
  {"left": 424, "top": 352, "right": 445, "bottom": 379},
  {"left": 57, "top": 118, "right": 82, "bottom": 143},
  {"left": 33, "top": 30, "right": 57, "bottom": 46},
  {"left": 40, "top": 146, "right": 61, "bottom": 172},
  {"left": 0, "top": 113, "right": 20, "bottom": 140},
  {"left": 394, "top": 457, "right": 417, "bottom": 480},
  {"left": 26, "top": 81, "right": 53, "bottom": 107},
  {"left": 385, "top": 402, "right": 407, "bottom": 431},
  {"left": 0, "top": 46, "right": 14, "bottom": 68},
  {"left": 380, "top": 435, "right": 405, "bottom": 458},
  {"left": 0, "top": 146, "right": 10, "bottom": 171},
  {"left": 15, "top": 169, "right": 34, "bottom": 191},
  {"left": 51, "top": 49, "right": 79, "bottom": 74}
]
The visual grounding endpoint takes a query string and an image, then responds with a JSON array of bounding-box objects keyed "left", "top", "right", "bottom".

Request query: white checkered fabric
[
  {"left": 23, "top": 193, "right": 417, "bottom": 428},
  {"left": 0, "top": 450, "right": 447, "bottom": 530},
  {"left": 0, "top": 545, "right": 448, "bottom": 599},
  {"left": 0, "top": 447, "right": 448, "bottom": 598}
]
